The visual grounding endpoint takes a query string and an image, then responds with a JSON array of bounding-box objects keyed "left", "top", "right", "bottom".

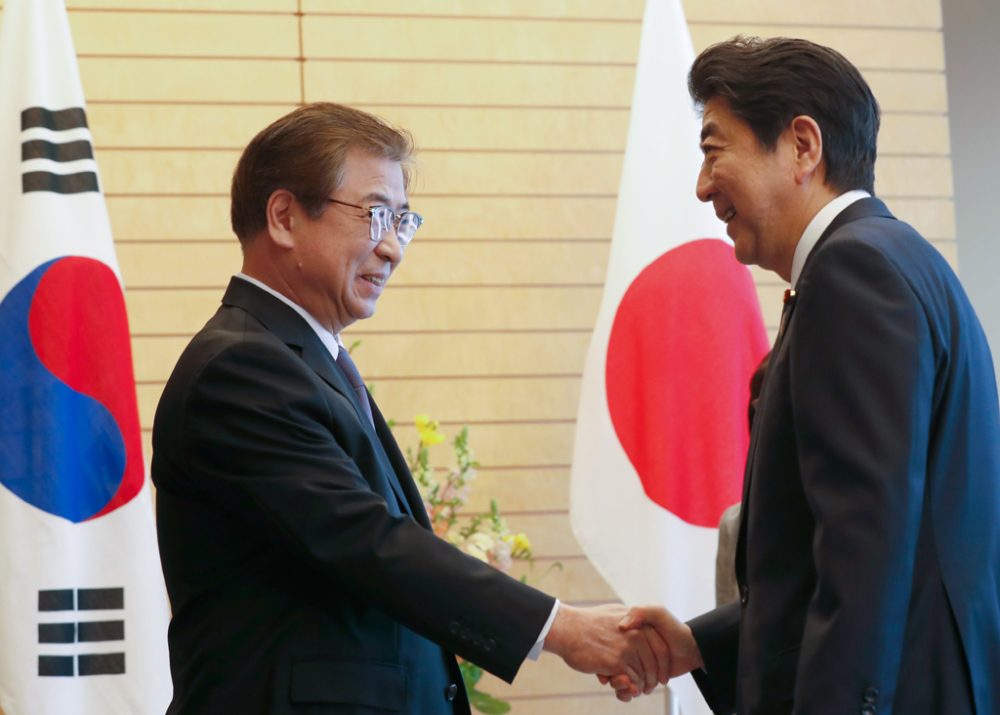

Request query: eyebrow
[
  {"left": 700, "top": 121, "right": 720, "bottom": 145},
  {"left": 361, "top": 191, "right": 409, "bottom": 211}
]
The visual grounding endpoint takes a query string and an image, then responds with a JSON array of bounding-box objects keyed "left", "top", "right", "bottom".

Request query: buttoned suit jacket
[
  {"left": 152, "top": 278, "right": 555, "bottom": 714},
  {"left": 687, "top": 198, "right": 1000, "bottom": 715}
]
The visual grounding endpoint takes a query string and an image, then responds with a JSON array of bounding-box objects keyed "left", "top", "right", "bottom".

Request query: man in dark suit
[
  {"left": 611, "top": 37, "right": 1000, "bottom": 714},
  {"left": 152, "top": 103, "right": 667, "bottom": 714}
]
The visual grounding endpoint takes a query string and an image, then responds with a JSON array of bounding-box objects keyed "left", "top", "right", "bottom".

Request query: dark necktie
[
  {"left": 335, "top": 348, "right": 375, "bottom": 427},
  {"left": 775, "top": 288, "right": 797, "bottom": 349}
]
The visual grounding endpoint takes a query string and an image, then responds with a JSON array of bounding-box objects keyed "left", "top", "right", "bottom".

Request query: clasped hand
[{"left": 544, "top": 604, "right": 703, "bottom": 702}]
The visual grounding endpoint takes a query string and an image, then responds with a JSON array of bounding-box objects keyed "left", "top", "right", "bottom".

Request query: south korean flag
[{"left": 0, "top": 1, "right": 172, "bottom": 713}]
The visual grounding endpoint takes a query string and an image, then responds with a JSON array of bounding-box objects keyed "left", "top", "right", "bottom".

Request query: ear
[
  {"left": 265, "top": 189, "right": 297, "bottom": 248},
  {"left": 789, "top": 115, "right": 824, "bottom": 184}
]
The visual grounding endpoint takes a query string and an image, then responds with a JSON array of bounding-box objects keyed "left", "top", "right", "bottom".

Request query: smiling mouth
[
  {"left": 362, "top": 275, "right": 386, "bottom": 287},
  {"left": 720, "top": 208, "right": 736, "bottom": 223}
]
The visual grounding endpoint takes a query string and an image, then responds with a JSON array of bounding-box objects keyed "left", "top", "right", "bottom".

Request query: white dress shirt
[{"left": 790, "top": 190, "right": 870, "bottom": 288}]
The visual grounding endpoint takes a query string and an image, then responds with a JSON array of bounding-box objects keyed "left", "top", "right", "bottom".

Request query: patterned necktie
[{"left": 335, "top": 348, "right": 375, "bottom": 427}]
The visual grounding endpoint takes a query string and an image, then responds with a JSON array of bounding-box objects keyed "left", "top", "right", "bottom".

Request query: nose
[
  {"left": 374, "top": 225, "right": 404, "bottom": 265},
  {"left": 695, "top": 162, "right": 714, "bottom": 203}
]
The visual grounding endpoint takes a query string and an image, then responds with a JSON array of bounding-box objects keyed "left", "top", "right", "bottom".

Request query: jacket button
[
  {"left": 739, "top": 585, "right": 749, "bottom": 604},
  {"left": 445, "top": 683, "right": 458, "bottom": 701},
  {"left": 860, "top": 705, "right": 876, "bottom": 715},
  {"left": 460, "top": 628, "right": 472, "bottom": 641},
  {"left": 483, "top": 638, "right": 496, "bottom": 653},
  {"left": 863, "top": 686, "right": 879, "bottom": 703},
  {"left": 448, "top": 621, "right": 460, "bottom": 635}
]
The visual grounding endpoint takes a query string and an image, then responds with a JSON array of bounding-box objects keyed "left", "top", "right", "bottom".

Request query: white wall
[{"left": 943, "top": 0, "right": 1000, "bottom": 384}]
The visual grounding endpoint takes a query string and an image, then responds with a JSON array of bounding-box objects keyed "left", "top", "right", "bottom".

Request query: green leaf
[
  {"left": 459, "top": 660, "right": 483, "bottom": 688},
  {"left": 468, "top": 690, "right": 511, "bottom": 714}
]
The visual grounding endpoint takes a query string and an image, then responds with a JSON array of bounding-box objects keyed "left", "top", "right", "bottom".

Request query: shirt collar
[
  {"left": 790, "top": 189, "right": 870, "bottom": 288},
  {"left": 234, "top": 273, "right": 341, "bottom": 360}
]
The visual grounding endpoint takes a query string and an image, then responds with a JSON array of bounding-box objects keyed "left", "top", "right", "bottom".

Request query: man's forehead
[{"left": 340, "top": 149, "right": 408, "bottom": 207}]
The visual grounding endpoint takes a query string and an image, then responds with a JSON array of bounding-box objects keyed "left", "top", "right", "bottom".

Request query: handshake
[{"left": 542, "top": 603, "right": 704, "bottom": 701}]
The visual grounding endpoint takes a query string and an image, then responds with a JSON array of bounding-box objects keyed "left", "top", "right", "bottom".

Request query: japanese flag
[{"left": 569, "top": 0, "right": 769, "bottom": 712}]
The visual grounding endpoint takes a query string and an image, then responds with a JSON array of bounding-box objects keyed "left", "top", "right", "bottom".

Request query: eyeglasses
[{"left": 327, "top": 198, "right": 424, "bottom": 246}]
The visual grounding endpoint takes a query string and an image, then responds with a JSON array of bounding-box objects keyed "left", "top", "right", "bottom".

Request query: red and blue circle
[{"left": 0, "top": 256, "right": 144, "bottom": 522}]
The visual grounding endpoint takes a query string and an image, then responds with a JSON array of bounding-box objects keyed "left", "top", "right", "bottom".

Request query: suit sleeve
[
  {"left": 172, "top": 337, "right": 555, "bottom": 683},
  {"left": 688, "top": 601, "right": 740, "bottom": 715},
  {"left": 788, "top": 236, "right": 935, "bottom": 711}
]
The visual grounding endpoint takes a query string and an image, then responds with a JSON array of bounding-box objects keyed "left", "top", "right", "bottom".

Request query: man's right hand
[
  {"left": 542, "top": 603, "right": 670, "bottom": 697},
  {"left": 602, "top": 605, "right": 705, "bottom": 702}
]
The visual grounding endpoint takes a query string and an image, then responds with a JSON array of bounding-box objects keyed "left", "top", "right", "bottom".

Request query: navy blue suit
[
  {"left": 152, "top": 279, "right": 555, "bottom": 714},
  {"left": 688, "top": 198, "right": 1000, "bottom": 714}
]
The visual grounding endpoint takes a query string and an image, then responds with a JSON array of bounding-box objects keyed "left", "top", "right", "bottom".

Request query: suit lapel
[
  {"left": 370, "top": 398, "right": 433, "bottom": 530},
  {"left": 221, "top": 278, "right": 415, "bottom": 518},
  {"left": 735, "top": 197, "right": 897, "bottom": 579}
]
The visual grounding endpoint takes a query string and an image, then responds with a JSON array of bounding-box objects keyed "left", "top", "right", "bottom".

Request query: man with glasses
[{"left": 151, "top": 103, "right": 667, "bottom": 714}]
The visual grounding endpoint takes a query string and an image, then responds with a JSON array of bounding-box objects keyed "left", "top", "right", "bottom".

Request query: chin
[
  {"left": 350, "top": 304, "right": 377, "bottom": 322},
  {"left": 732, "top": 242, "right": 754, "bottom": 266}
]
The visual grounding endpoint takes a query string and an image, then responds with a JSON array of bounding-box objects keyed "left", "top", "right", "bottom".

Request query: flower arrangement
[{"left": 407, "top": 414, "right": 537, "bottom": 715}]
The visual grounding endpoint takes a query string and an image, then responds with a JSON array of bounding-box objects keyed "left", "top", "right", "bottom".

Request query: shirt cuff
[{"left": 525, "top": 599, "right": 560, "bottom": 661}]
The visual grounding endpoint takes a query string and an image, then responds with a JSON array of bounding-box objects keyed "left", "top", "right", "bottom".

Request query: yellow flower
[
  {"left": 415, "top": 414, "right": 445, "bottom": 446},
  {"left": 504, "top": 532, "right": 532, "bottom": 557}
]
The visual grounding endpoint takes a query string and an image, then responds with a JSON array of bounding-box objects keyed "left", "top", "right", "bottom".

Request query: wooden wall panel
[
  {"left": 67, "top": 0, "right": 293, "bottom": 9},
  {"left": 95, "top": 148, "right": 949, "bottom": 199},
  {"left": 302, "top": 0, "right": 647, "bottom": 20},
  {"left": 107, "top": 196, "right": 233, "bottom": 240},
  {"left": 690, "top": 25, "right": 944, "bottom": 70},
  {"left": 0, "top": 1, "right": 956, "bottom": 712},
  {"left": 70, "top": 11, "right": 298, "bottom": 56},
  {"left": 338, "top": 376, "right": 585, "bottom": 423},
  {"left": 98, "top": 149, "right": 239, "bottom": 194},
  {"left": 109, "top": 195, "right": 619, "bottom": 240},
  {"left": 88, "top": 104, "right": 296, "bottom": 148},
  {"left": 125, "top": 285, "right": 605, "bottom": 333},
  {"left": 867, "top": 70, "right": 948, "bottom": 113},
  {"left": 132, "top": 332, "right": 591, "bottom": 381},
  {"left": 80, "top": 57, "right": 300, "bottom": 102},
  {"left": 137, "top": 375, "right": 582, "bottom": 427},
  {"left": 110, "top": 194, "right": 955, "bottom": 244},
  {"left": 399, "top": 421, "right": 578, "bottom": 470},
  {"left": 92, "top": 103, "right": 630, "bottom": 151},
  {"left": 683, "top": 0, "right": 941, "bottom": 27},
  {"left": 303, "top": 15, "right": 641, "bottom": 63},
  {"left": 304, "top": 60, "right": 635, "bottom": 106},
  {"left": 880, "top": 114, "right": 950, "bottom": 155},
  {"left": 149, "top": 420, "right": 580, "bottom": 471},
  {"left": 886, "top": 198, "right": 955, "bottom": 238},
  {"left": 305, "top": 0, "right": 942, "bottom": 29},
  {"left": 116, "top": 241, "right": 610, "bottom": 288},
  {"left": 462, "top": 467, "right": 570, "bottom": 512}
]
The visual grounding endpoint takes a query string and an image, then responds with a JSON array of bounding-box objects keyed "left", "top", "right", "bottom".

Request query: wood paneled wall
[{"left": 0, "top": 1, "right": 952, "bottom": 712}]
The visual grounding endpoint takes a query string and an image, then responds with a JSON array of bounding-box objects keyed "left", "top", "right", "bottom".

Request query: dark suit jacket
[
  {"left": 688, "top": 198, "right": 1000, "bottom": 714},
  {"left": 151, "top": 278, "right": 555, "bottom": 714}
]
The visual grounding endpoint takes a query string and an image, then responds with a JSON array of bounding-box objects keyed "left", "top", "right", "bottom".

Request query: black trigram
[
  {"left": 37, "top": 587, "right": 125, "bottom": 677},
  {"left": 21, "top": 106, "right": 99, "bottom": 194}
]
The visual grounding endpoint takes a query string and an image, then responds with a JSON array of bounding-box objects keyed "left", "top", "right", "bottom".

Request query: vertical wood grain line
[{"left": 297, "top": 0, "right": 305, "bottom": 104}]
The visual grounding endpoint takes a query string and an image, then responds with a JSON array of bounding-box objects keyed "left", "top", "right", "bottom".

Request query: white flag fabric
[
  {"left": 569, "top": 0, "right": 768, "bottom": 712},
  {"left": 0, "top": 1, "right": 172, "bottom": 712}
]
